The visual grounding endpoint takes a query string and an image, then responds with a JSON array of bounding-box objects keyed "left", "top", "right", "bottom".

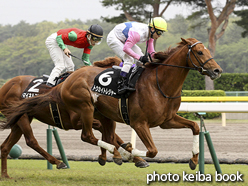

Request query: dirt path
[{"left": 1, "top": 120, "right": 247, "bottom": 163}]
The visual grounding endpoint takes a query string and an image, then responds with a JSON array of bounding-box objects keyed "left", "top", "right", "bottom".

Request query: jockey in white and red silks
[{"left": 45, "top": 25, "right": 103, "bottom": 87}]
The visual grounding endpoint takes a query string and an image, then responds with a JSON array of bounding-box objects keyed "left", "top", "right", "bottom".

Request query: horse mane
[
  {"left": 146, "top": 39, "right": 192, "bottom": 68},
  {"left": 93, "top": 56, "right": 122, "bottom": 68}
]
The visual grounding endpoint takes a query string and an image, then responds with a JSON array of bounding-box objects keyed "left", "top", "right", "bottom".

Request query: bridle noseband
[{"left": 147, "top": 41, "right": 214, "bottom": 99}]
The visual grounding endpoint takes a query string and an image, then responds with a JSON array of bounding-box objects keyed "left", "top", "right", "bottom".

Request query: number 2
[{"left": 28, "top": 79, "right": 44, "bottom": 93}]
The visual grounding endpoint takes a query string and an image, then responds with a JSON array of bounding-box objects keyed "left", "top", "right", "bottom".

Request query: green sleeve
[
  {"left": 56, "top": 35, "right": 66, "bottom": 50},
  {"left": 82, "top": 45, "right": 93, "bottom": 66},
  {"left": 82, "top": 53, "right": 92, "bottom": 66}
]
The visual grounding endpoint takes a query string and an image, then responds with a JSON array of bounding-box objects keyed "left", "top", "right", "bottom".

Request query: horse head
[{"left": 181, "top": 38, "right": 223, "bottom": 80}]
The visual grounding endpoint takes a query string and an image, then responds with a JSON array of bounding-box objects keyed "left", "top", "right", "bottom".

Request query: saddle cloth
[
  {"left": 21, "top": 76, "right": 50, "bottom": 99},
  {"left": 91, "top": 66, "right": 144, "bottom": 99},
  {"left": 21, "top": 72, "right": 71, "bottom": 99}
]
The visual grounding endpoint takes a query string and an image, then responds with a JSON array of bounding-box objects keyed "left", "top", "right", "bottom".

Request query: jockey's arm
[
  {"left": 82, "top": 45, "right": 93, "bottom": 66},
  {"left": 56, "top": 34, "right": 72, "bottom": 57},
  {"left": 146, "top": 38, "right": 155, "bottom": 58},
  {"left": 123, "top": 31, "right": 141, "bottom": 60}
]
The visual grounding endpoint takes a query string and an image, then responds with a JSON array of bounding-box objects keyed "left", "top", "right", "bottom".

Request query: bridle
[
  {"left": 186, "top": 41, "right": 213, "bottom": 75},
  {"left": 146, "top": 41, "right": 214, "bottom": 99}
]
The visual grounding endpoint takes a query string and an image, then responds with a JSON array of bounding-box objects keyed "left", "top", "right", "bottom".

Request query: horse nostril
[{"left": 214, "top": 68, "right": 222, "bottom": 74}]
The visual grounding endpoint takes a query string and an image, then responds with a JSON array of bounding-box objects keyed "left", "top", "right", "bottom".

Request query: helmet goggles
[
  {"left": 154, "top": 28, "right": 164, "bottom": 36},
  {"left": 87, "top": 34, "right": 102, "bottom": 45},
  {"left": 92, "top": 36, "right": 102, "bottom": 42}
]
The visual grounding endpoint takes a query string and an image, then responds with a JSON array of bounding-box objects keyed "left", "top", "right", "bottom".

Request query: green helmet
[{"left": 148, "top": 17, "right": 168, "bottom": 32}]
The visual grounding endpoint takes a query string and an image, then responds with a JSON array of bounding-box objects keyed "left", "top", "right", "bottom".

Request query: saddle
[{"left": 91, "top": 66, "right": 145, "bottom": 125}]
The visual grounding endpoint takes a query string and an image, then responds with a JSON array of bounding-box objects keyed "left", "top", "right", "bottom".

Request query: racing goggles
[
  {"left": 92, "top": 36, "right": 102, "bottom": 42},
  {"left": 155, "top": 29, "right": 164, "bottom": 36},
  {"left": 88, "top": 34, "right": 102, "bottom": 45}
]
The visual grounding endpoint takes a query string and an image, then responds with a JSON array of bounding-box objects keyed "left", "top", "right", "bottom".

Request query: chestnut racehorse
[
  {"left": 0, "top": 57, "right": 147, "bottom": 178},
  {"left": 1, "top": 38, "right": 222, "bottom": 178}
]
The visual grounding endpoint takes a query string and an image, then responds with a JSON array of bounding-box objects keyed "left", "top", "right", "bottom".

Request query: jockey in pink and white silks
[{"left": 107, "top": 17, "right": 168, "bottom": 94}]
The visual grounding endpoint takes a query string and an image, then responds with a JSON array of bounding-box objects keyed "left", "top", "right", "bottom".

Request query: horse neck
[{"left": 156, "top": 46, "right": 190, "bottom": 97}]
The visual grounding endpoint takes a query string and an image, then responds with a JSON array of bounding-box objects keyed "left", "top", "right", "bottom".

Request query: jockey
[
  {"left": 45, "top": 24, "right": 103, "bottom": 87},
  {"left": 107, "top": 17, "right": 167, "bottom": 94}
]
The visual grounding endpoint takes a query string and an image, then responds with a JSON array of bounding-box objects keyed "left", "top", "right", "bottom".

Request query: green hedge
[
  {"left": 183, "top": 71, "right": 205, "bottom": 90},
  {"left": 183, "top": 71, "right": 248, "bottom": 91},
  {"left": 214, "top": 73, "right": 248, "bottom": 91},
  {"left": 178, "top": 90, "right": 226, "bottom": 120}
]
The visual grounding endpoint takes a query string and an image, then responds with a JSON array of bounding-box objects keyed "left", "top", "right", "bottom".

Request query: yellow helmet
[{"left": 148, "top": 17, "right": 168, "bottom": 32}]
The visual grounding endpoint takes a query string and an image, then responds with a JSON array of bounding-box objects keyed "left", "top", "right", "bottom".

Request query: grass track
[{"left": 0, "top": 160, "right": 247, "bottom": 186}]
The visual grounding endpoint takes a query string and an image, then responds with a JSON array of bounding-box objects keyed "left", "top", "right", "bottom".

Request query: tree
[
  {"left": 233, "top": 0, "right": 248, "bottom": 37},
  {"left": 234, "top": 10, "right": 248, "bottom": 37},
  {"left": 186, "top": 0, "right": 248, "bottom": 90},
  {"left": 101, "top": 0, "right": 183, "bottom": 23}
]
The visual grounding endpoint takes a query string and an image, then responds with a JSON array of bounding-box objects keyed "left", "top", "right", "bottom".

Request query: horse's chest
[{"left": 146, "top": 102, "right": 179, "bottom": 124}]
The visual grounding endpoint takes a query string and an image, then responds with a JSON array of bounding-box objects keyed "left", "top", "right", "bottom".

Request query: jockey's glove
[{"left": 139, "top": 55, "right": 149, "bottom": 64}]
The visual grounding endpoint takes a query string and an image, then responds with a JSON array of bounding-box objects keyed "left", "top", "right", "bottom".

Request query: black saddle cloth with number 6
[{"left": 91, "top": 66, "right": 144, "bottom": 99}]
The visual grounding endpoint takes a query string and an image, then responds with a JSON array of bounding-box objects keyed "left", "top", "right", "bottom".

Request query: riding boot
[{"left": 117, "top": 76, "right": 135, "bottom": 94}]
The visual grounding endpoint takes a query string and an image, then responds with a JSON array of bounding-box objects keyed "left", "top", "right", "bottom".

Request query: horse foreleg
[
  {"left": 80, "top": 105, "right": 122, "bottom": 165},
  {"left": 160, "top": 114, "right": 200, "bottom": 170},
  {"left": 17, "top": 115, "right": 66, "bottom": 169},
  {"left": 94, "top": 117, "right": 117, "bottom": 165},
  {"left": 1, "top": 125, "right": 23, "bottom": 178},
  {"left": 131, "top": 122, "right": 158, "bottom": 158},
  {"left": 91, "top": 119, "right": 107, "bottom": 165},
  {"left": 118, "top": 142, "right": 149, "bottom": 168}
]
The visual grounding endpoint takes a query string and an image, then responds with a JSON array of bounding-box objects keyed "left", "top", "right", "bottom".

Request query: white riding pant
[
  {"left": 107, "top": 30, "right": 143, "bottom": 73},
  {"left": 45, "top": 33, "right": 75, "bottom": 85}
]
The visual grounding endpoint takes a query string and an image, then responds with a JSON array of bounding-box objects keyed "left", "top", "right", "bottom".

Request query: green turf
[{"left": 0, "top": 160, "right": 247, "bottom": 186}]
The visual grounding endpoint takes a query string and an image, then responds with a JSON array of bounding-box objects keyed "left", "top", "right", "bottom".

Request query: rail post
[
  {"left": 47, "top": 126, "right": 70, "bottom": 169},
  {"left": 204, "top": 131, "right": 222, "bottom": 173},
  {"left": 197, "top": 112, "right": 206, "bottom": 174},
  {"left": 52, "top": 127, "right": 70, "bottom": 168},
  {"left": 195, "top": 112, "right": 222, "bottom": 174},
  {"left": 47, "top": 126, "right": 53, "bottom": 169}
]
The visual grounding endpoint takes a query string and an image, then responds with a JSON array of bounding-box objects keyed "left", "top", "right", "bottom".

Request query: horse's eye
[{"left": 197, "top": 51, "right": 203, "bottom": 55}]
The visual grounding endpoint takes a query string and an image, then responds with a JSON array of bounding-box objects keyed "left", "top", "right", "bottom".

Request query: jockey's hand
[
  {"left": 139, "top": 55, "right": 149, "bottom": 64},
  {"left": 63, "top": 48, "right": 71, "bottom": 57}
]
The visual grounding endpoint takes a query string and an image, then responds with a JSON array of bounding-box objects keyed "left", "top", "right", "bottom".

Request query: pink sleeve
[
  {"left": 123, "top": 31, "right": 141, "bottom": 60},
  {"left": 147, "top": 38, "right": 155, "bottom": 57}
]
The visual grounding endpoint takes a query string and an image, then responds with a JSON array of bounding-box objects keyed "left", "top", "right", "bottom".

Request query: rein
[{"left": 147, "top": 41, "right": 213, "bottom": 99}]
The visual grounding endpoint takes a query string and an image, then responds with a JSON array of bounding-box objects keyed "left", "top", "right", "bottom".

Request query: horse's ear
[{"left": 181, "top": 38, "right": 189, "bottom": 45}]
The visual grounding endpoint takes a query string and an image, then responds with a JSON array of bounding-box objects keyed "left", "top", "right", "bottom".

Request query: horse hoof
[
  {"left": 189, "top": 159, "right": 197, "bottom": 170},
  {"left": 98, "top": 157, "right": 106, "bottom": 166},
  {"left": 57, "top": 162, "right": 68, "bottom": 169},
  {"left": 135, "top": 161, "right": 150, "bottom": 168},
  {"left": 113, "top": 158, "right": 122, "bottom": 165}
]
